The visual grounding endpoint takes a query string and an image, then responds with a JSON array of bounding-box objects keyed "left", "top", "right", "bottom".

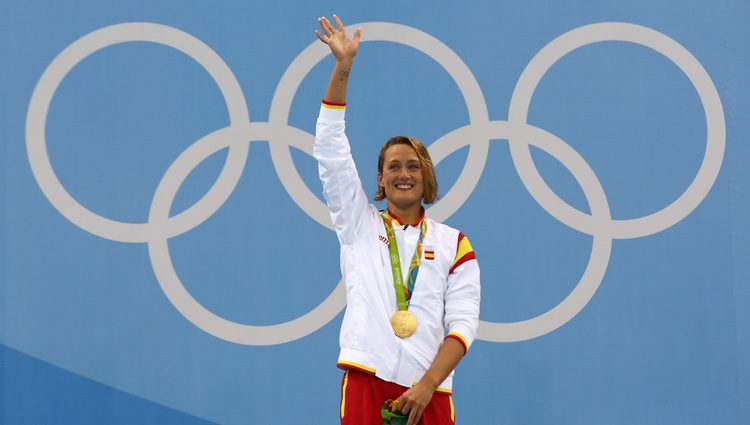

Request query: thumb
[{"left": 354, "top": 27, "right": 362, "bottom": 43}]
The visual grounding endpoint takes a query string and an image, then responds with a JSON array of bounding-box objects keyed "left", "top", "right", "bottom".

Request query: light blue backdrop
[{"left": 1, "top": 0, "right": 748, "bottom": 424}]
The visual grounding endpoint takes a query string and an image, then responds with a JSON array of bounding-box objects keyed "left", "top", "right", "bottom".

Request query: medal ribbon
[{"left": 381, "top": 212, "right": 427, "bottom": 310}]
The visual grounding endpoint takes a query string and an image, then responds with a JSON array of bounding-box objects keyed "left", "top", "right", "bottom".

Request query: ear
[{"left": 377, "top": 172, "right": 384, "bottom": 189}]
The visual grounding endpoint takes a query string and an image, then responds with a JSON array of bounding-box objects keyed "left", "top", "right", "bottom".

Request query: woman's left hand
[{"left": 394, "top": 381, "right": 435, "bottom": 425}]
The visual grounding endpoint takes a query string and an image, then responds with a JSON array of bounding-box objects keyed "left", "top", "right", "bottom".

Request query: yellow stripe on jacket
[{"left": 450, "top": 232, "right": 476, "bottom": 274}]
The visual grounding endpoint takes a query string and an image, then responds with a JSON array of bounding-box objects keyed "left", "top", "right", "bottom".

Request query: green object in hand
[{"left": 382, "top": 400, "right": 408, "bottom": 425}]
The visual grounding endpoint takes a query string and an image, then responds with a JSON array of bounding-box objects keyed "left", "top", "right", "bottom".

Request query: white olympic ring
[{"left": 26, "top": 21, "right": 725, "bottom": 345}]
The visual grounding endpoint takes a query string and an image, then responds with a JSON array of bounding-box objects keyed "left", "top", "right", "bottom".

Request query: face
[{"left": 378, "top": 144, "right": 424, "bottom": 211}]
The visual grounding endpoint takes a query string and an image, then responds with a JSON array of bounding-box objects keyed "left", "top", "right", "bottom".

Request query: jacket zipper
[{"left": 392, "top": 339, "right": 404, "bottom": 382}]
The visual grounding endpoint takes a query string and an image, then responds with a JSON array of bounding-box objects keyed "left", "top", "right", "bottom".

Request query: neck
[{"left": 386, "top": 202, "right": 423, "bottom": 226}]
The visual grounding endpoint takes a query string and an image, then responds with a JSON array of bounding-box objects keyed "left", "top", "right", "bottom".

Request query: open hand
[{"left": 315, "top": 15, "right": 361, "bottom": 62}]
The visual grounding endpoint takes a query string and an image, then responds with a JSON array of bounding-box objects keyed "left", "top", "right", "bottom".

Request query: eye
[
  {"left": 388, "top": 164, "right": 399, "bottom": 171},
  {"left": 408, "top": 163, "right": 421, "bottom": 171}
]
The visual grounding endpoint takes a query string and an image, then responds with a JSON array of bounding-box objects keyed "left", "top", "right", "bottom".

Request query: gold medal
[
  {"left": 391, "top": 310, "right": 418, "bottom": 338},
  {"left": 381, "top": 214, "right": 426, "bottom": 339}
]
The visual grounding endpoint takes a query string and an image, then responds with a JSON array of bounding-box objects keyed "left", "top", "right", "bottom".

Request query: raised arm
[
  {"left": 314, "top": 16, "right": 368, "bottom": 245},
  {"left": 315, "top": 15, "right": 361, "bottom": 103}
]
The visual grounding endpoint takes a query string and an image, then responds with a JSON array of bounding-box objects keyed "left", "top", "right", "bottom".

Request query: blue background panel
[
  {"left": 0, "top": 344, "right": 216, "bottom": 425},
  {"left": 1, "top": 0, "right": 748, "bottom": 424}
]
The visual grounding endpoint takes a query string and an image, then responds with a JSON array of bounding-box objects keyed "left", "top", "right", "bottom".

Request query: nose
[{"left": 399, "top": 167, "right": 411, "bottom": 179}]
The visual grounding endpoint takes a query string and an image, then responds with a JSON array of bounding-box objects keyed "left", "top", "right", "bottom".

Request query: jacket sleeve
[
  {"left": 444, "top": 232, "right": 481, "bottom": 354},
  {"left": 314, "top": 103, "right": 370, "bottom": 245}
]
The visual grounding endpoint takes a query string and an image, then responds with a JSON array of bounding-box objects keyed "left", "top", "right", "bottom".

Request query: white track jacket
[{"left": 314, "top": 103, "right": 481, "bottom": 393}]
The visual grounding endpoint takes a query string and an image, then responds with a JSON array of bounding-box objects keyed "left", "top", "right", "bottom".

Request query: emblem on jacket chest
[{"left": 424, "top": 245, "right": 435, "bottom": 260}]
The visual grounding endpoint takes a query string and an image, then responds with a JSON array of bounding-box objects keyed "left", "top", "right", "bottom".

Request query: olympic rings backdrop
[{"left": 1, "top": 0, "right": 748, "bottom": 424}]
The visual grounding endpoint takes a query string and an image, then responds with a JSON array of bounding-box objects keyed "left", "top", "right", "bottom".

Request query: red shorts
[{"left": 340, "top": 368, "right": 456, "bottom": 425}]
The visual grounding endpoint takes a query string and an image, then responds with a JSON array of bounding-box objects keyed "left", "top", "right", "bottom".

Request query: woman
[{"left": 314, "top": 15, "right": 481, "bottom": 425}]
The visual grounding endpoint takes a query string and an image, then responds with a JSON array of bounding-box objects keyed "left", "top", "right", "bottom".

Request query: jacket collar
[{"left": 384, "top": 207, "right": 425, "bottom": 227}]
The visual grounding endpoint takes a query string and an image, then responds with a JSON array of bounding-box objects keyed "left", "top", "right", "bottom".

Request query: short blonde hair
[{"left": 375, "top": 136, "right": 438, "bottom": 204}]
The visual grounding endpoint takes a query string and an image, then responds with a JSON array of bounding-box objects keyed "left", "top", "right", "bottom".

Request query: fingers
[
  {"left": 317, "top": 17, "right": 333, "bottom": 37},
  {"left": 321, "top": 16, "right": 336, "bottom": 36},
  {"left": 407, "top": 407, "right": 424, "bottom": 425},
  {"left": 316, "top": 15, "right": 362, "bottom": 47},
  {"left": 333, "top": 14, "right": 346, "bottom": 34},
  {"left": 392, "top": 397, "right": 402, "bottom": 413},
  {"left": 397, "top": 395, "right": 412, "bottom": 416}
]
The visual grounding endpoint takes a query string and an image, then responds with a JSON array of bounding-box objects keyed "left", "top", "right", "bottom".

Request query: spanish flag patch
[{"left": 425, "top": 248, "right": 435, "bottom": 260}]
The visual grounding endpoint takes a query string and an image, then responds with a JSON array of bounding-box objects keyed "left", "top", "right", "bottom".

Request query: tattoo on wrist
[{"left": 339, "top": 68, "right": 350, "bottom": 82}]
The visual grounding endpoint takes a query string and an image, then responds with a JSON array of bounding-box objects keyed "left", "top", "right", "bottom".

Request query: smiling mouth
[{"left": 395, "top": 184, "right": 414, "bottom": 190}]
